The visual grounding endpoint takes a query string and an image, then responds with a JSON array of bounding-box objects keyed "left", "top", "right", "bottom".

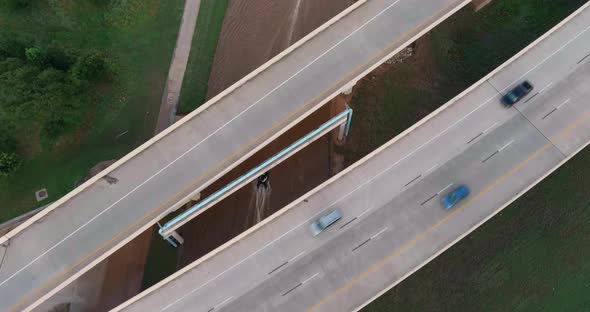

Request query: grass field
[
  {"left": 0, "top": 0, "right": 184, "bottom": 222},
  {"left": 178, "top": 0, "right": 229, "bottom": 114},
  {"left": 351, "top": 0, "right": 590, "bottom": 311}
]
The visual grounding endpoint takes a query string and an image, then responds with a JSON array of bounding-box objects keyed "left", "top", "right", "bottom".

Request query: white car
[{"left": 310, "top": 209, "right": 342, "bottom": 236}]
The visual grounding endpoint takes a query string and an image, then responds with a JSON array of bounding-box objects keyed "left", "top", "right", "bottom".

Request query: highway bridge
[
  {"left": 113, "top": 2, "right": 590, "bottom": 311},
  {"left": 0, "top": 0, "right": 470, "bottom": 310}
]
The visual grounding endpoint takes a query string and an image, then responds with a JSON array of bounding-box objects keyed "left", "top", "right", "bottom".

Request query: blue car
[{"left": 441, "top": 185, "right": 470, "bottom": 209}]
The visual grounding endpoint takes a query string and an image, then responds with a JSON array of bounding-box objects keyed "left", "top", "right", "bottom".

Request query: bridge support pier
[
  {"left": 342, "top": 81, "right": 357, "bottom": 95},
  {"left": 171, "top": 231, "right": 184, "bottom": 245}
]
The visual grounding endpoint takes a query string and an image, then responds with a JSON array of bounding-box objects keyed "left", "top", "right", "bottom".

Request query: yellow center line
[
  {"left": 9, "top": 0, "right": 467, "bottom": 311},
  {"left": 307, "top": 110, "right": 590, "bottom": 312}
]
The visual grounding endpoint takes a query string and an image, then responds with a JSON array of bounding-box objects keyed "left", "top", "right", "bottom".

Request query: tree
[
  {"left": 0, "top": 152, "right": 21, "bottom": 177},
  {"left": 72, "top": 52, "right": 108, "bottom": 83}
]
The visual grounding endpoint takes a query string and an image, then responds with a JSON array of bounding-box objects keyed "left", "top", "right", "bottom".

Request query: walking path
[{"left": 155, "top": 0, "right": 202, "bottom": 134}]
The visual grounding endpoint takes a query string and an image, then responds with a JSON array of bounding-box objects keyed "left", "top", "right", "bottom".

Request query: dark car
[{"left": 501, "top": 81, "right": 534, "bottom": 106}]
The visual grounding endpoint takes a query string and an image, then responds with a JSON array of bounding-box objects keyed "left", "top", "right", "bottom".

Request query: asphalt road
[
  {"left": 0, "top": 0, "right": 470, "bottom": 311},
  {"left": 114, "top": 3, "right": 590, "bottom": 312}
]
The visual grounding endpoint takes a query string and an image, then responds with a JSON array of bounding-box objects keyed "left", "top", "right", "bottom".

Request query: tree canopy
[{"left": 0, "top": 35, "right": 111, "bottom": 174}]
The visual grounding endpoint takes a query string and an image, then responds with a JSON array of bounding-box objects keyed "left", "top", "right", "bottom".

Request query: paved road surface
[
  {"left": 156, "top": 0, "right": 202, "bottom": 134},
  {"left": 114, "top": 3, "right": 590, "bottom": 312},
  {"left": 0, "top": 0, "right": 469, "bottom": 311}
]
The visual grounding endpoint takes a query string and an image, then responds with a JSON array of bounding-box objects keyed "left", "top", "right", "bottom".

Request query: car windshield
[{"left": 507, "top": 93, "right": 518, "bottom": 102}]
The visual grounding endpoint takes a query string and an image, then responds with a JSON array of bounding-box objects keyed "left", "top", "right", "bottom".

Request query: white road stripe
[
  {"left": 302, "top": 273, "right": 319, "bottom": 285},
  {"left": 290, "top": 251, "right": 306, "bottom": 262},
  {"left": 557, "top": 98, "right": 570, "bottom": 109},
  {"left": 438, "top": 183, "right": 454, "bottom": 195},
  {"left": 499, "top": 140, "right": 515, "bottom": 152},
  {"left": 371, "top": 227, "right": 389, "bottom": 239},
  {"left": 538, "top": 82, "right": 553, "bottom": 94},
  {"left": 211, "top": 296, "right": 233, "bottom": 311},
  {"left": 425, "top": 163, "right": 439, "bottom": 174},
  {"left": 358, "top": 207, "right": 372, "bottom": 217},
  {"left": 483, "top": 122, "right": 498, "bottom": 134}
]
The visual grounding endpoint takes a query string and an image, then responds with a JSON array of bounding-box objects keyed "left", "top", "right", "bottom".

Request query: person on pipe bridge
[{"left": 257, "top": 172, "right": 270, "bottom": 189}]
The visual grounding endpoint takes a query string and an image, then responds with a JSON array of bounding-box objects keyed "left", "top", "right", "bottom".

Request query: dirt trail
[{"left": 179, "top": 0, "right": 352, "bottom": 266}]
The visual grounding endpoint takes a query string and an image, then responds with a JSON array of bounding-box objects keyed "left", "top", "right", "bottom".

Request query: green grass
[
  {"left": 178, "top": 0, "right": 229, "bottom": 114},
  {"left": 0, "top": 0, "right": 184, "bottom": 222},
  {"left": 352, "top": 0, "right": 590, "bottom": 311}
]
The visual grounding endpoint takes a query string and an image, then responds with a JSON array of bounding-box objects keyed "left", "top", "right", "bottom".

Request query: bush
[
  {"left": 0, "top": 152, "right": 22, "bottom": 177},
  {"left": 72, "top": 52, "right": 108, "bottom": 83},
  {"left": 46, "top": 47, "right": 76, "bottom": 71},
  {"left": 25, "top": 47, "right": 47, "bottom": 66}
]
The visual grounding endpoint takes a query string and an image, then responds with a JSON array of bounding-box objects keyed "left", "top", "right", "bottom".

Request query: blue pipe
[
  {"left": 165, "top": 236, "right": 178, "bottom": 248},
  {"left": 159, "top": 107, "right": 353, "bottom": 241}
]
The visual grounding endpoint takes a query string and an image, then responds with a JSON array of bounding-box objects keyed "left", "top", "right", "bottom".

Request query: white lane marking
[
  {"left": 538, "top": 82, "right": 553, "bottom": 94},
  {"left": 557, "top": 98, "right": 570, "bottom": 109},
  {"left": 358, "top": 207, "right": 372, "bottom": 217},
  {"left": 290, "top": 251, "right": 306, "bottom": 262},
  {"left": 483, "top": 122, "right": 498, "bottom": 134},
  {"left": 209, "top": 296, "right": 233, "bottom": 311},
  {"left": 437, "top": 183, "right": 454, "bottom": 195},
  {"left": 504, "top": 24, "right": 590, "bottom": 93},
  {"left": 302, "top": 273, "right": 319, "bottom": 285},
  {"left": 1, "top": 0, "right": 407, "bottom": 290},
  {"left": 499, "top": 140, "right": 515, "bottom": 152},
  {"left": 161, "top": 92, "right": 497, "bottom": 309},
  {"left": 371, "top": 227, "right": 389, "bottom": 240},
  {"left": 425, "top": 163, "right": 439, "bottom": 174}
]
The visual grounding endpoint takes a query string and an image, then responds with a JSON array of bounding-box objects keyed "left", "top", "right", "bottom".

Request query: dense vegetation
[{"left": 0, "top": 36, "right": 109, "bottom": 171}]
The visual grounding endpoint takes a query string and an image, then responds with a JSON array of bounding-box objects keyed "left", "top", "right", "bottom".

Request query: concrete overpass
[
  {"left": 113, "top": 2, "right": 590, "bottom": 311},
  {"left": 0, "top": 0, "right": 470, "bottom": 311}
]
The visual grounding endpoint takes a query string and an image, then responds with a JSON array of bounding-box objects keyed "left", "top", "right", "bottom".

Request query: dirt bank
[{"left": 94, "top": 229, "right": 153, "bottom": 311}]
